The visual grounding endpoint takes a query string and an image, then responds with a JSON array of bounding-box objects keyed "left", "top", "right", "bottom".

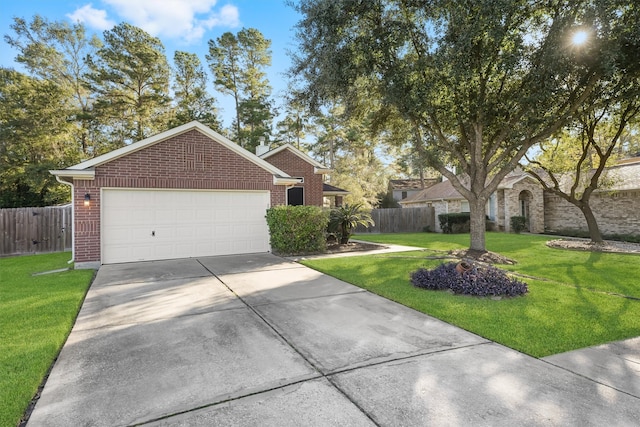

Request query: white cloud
[
  {"left": 102, "top": 0, "right": 240, "bottom": 43},
  {"left": 66, "top": 4, "right": 116, "bottom": 31}
]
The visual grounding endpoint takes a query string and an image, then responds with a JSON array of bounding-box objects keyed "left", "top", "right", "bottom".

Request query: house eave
[
  {"left": 260, "top": 143, "right": 330, "bottom": 171},
  {"left": 64, "top": 121, "right": 291, "bottom": 180},
  {"left": 274, "top": 176, "right": 303, "bottom": 186},
  {"left": 314, "top": 167, "right": 333, "bottom": 175},
  {"left": 49, "top": 169, "right": 95, "bottom": 180}
]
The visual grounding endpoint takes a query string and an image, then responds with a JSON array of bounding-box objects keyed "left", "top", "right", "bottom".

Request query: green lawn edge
[
  {"left": 0, "top": 252, "right": 94, "bottom": 427},
  {"left": 302, "top": 233, "right": 640, "bottom": 358}
]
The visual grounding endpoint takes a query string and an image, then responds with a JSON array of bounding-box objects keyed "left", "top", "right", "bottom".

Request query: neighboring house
[
  {"left": 400, "top": 158, "right": 640, "bottom": 236},
  {"left": 389, "top": 178, "right": 440, "bottom": 202},
  {"left": 50, "top": 121, "right": 340, "bottom": 268},
  {"left": 399, "top": 172, "right": 544, "bottom": 233},
  {"left": 543, "top": 157, "right": 640, "bottom": 236},
  {"left": 399, "top": 179, "right": 467, "bottom": 233},
  {"left": 495, "top": 174, "right": 545, "bottom": 234}
]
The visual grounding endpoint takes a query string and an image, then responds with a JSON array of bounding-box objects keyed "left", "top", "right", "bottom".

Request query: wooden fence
[
  {"left": 355, "top": 207, "right": 435, "bottom": 234},
  {"left": 0, "top": 205, "right": 72, "bottom": 257}
]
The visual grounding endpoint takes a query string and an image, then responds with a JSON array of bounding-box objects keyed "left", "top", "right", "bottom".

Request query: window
[
  {"left": 401, "top": 191, "right": 407, "bottom": 199},
  {"left": 287, "top": 187, "right": 304, "bottom": 206},
  {"left": 487, "top": 193, "right": 497, "bottom": 221},
  {"left": 461, "top": 201, "right": 470, "bottom": 212}
]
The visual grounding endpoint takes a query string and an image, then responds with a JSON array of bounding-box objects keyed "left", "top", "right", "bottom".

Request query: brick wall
[
  {"left": 262, "top": 149, "right": 325, "bottom": 206},
  {"left": 544, "top": 189, "right": 640, "bottom": 235},
  {"left": 72, "top": 130, "right": 286, "bottom": 263}
]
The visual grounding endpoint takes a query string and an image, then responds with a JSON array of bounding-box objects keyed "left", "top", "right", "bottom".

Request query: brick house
[
  {"left": 399, "top": 159, "right": 640, "bottom": 235},
  {"left": 50, "top": 121, "right": 337, "bottom": 268},
  {"left": 543, "top": 158, "right": 640, "bottom": 235}
]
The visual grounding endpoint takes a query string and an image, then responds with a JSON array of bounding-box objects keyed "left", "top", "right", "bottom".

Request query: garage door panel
[
  {"left": 155, "top": 209, "right": 177, "bottom": 224},
  {"left": 102, "top": 189, "right": 270, "bottom": 264}
]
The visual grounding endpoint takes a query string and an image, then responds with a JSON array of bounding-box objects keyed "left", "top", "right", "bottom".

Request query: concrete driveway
[{"left": 28, "top": 253, "right": 640, "bottom": 426}]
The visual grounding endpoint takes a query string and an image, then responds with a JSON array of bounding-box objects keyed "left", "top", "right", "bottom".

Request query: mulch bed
[
  {"left": 546, "top": 238, "right": 640, "bottom": 254},
  {"left": 325, "top": 241, "right": 387, "bottom": 254}
]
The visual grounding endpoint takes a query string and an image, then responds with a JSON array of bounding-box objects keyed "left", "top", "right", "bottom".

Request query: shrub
[
  {"left": 266, "top": 205, "right": 329, "bottom": 255},
  {"left": 410, "top": 262, "right": 528, "bottom": 297},
  {"left": 510, "top": 216, "right": 527, "bottom": 233},
  {"left": 328, "top": 203, "right": 374, "bottom": 244},
  {"left": 438, "top": 213, "right": 470, "bottom": 233}
]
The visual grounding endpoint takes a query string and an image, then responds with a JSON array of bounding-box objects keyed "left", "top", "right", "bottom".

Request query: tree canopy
[
  {"left": 171, "top": 51, "right": 221, "bottom": 131},
  {"left": 0, "top": 68, "right": 77, "bottom": 207},
  {"left": 1, "top": 17, "right": 230, "bottom": 207},
  {"left": 86, "top": 23, "right": 172, "bottom": 146},
  {"left": 290, "top": 0, "right": 640, "bottom": 251},
  {"left": 207, "top": 28, "right": 274, "bottom": 150}
]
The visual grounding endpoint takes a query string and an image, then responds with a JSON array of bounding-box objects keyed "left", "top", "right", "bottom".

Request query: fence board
[
  {"left": 355, "top": 207, "right": 435, "bottom": 234},
  {"left": 0, "top": 205, "right": 72, "bottom": 256}
]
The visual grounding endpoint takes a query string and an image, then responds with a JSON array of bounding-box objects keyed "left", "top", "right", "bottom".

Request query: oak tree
[{"left": 290, "top": 0, "right": 638, "bottom": 252}]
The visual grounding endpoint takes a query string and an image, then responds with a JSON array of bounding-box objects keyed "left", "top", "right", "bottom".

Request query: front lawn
[
  {"left": 0, "top": 252, "right": 94, "bottom": 427},
  {"left": 301, "top": 233, "right": 640, "bottom": 357}
]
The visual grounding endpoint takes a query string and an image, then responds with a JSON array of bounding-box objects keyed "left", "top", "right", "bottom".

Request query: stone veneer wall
[
  {"left": 544, "top": 189, "right": 640, "bottom": 235},
  {"left": 500, "top": 179, "right": 545, "bottom": 233}
]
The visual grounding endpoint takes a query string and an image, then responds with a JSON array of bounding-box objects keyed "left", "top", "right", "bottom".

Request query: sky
[{"left": 0, "top": 0, "right": 303, "bottom": 128}]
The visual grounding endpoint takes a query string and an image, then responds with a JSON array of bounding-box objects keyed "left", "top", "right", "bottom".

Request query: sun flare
[{"left": 572, "top": 30, "right": 589, "bottom": 46}]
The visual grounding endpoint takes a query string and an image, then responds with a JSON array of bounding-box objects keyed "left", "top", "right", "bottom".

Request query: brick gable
[{"left": 262, "top": 148, "right": 324, "bottom": 206}]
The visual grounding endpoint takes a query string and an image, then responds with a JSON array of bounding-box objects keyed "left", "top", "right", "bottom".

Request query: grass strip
[
  {"left": 303, "top": 233, "right": 640, "bottom": 357},
  {"left": 0, "top": 252, "right": 94, "bottom": 427}
]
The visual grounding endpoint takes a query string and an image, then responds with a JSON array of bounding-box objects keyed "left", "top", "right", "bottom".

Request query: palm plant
[{"left": 329, "top": 203, "right": 374, "bottom": 244}]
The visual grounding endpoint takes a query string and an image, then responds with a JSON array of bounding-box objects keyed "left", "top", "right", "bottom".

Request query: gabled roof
[
  {"left": 259, "top": 143, "right": 332, "bottom": 174},
  {"left": 323, "top": 183, "right": 349, "bottom": 195},
  {"left": 497, "top": 173, "right": 536, "bottom": 189},
  {"left": 50, "top": 121, "right": 294, "bottom": 184},
  {"left": 610, "top": 159, "right": 640, "bottom": 190},
  {"left": 533, "top": 158, "right": 640, "bottom": 192},
  {"left": 389, "top": 178, "right": 439, "bottom": 191},
  {"left": 400, "top": 180, "right": 465, "bottom": 204}
]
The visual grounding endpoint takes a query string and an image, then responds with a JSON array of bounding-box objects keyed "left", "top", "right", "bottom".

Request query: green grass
[
  {"left": 302, "top": 233, "right": 640, "bottom": 358},
  {"left": 0, "top": 252, "right": 94, "bottom": 427}
]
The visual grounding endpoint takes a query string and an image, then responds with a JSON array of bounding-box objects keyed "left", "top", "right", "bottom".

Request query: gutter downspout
[{"left": 54, "top": 176, "right": 75, "bottom": 264}]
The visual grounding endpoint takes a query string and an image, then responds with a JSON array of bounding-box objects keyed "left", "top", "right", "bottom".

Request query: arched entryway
[{"left": 518, "top": 190, "right": 532, "bottom": 231}]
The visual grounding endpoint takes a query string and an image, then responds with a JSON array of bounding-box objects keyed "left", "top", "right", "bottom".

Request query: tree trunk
[
  {"left": 581, "top": 204, "right": 604, "bottom": 243},
  {"left": 469, "top": 197, "right": 487, "bottom": 252},
  {"left": 340, "top": 223, "right": 350, "bottom": 244}
]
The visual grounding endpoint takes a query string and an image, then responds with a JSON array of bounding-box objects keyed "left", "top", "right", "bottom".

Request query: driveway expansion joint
[
  {"left": 131, "top": 375, "right": 324, "bottom": 426},
  {"left": 247, "top": 289, "right": 368, "bottom": 308},
  {"left": 323, "top": 341, "right": 494, "bottom": 377},
  {"left": 540, "top": 358, "right": 640, "bottom": 401},
  {"left": 197, "top": 260, "right": 325, "bottom": 373},
  {"left": 197, "top": 259, "right": 384, "bottom": 426}
]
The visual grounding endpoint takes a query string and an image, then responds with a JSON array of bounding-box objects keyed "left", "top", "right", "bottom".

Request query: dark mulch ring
[{"left": 325, "top": 241, "right": 387, "bottom": 254}]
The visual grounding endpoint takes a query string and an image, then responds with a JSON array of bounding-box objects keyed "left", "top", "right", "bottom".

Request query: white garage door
[{"left": 102, "top": 189, "right": 270, "bottom": 264}]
